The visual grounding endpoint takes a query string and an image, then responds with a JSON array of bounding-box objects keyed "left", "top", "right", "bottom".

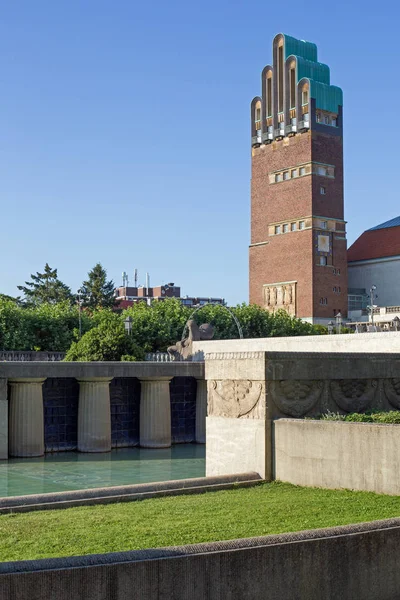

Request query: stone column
[
  {"left": 195, "top": 378, "right": 207, "bottom": 444},
  {"left": 205, "top": 352, "right": 271, "bottom": 479},
  {"left": 0, "top": 379, "right": 7, "bottom": 459},
  {"left": 9, "top": 378, "right": 46, "bottom": 458},
  {"left": 77, "top": 378, "right": 112, "bottom": 453},
  {"left": 139, "top": 377, "right": 172, "bottom": 448}
]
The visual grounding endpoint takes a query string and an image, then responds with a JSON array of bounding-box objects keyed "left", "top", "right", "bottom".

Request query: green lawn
[{"left": 1, "top": 482, "right": 400, "bottom": 562}]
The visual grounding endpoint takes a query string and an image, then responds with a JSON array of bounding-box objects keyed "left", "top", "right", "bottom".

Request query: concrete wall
[
  {"left": 348, "top": 256, "right": 400, "bottom": 308},
  {"left": 204, "top": 350, "right": 400, "bottom": 487},
  {"left": 274, "top": 419, "right": 400, "bottom": 495},
  {"left": 206, "top": 417, "right": 270, "bottom": 479},
  {"left": 3, "top": 519, "right": 400, "bottom": 599},
  {"left": 193, "top": 330, "right": 400, "bottom": 359}
]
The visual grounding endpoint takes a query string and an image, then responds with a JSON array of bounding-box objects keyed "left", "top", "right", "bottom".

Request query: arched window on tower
[
  {"left": 255, "top": 100, "right": 262, "bottom": 129},
  {"left": 301, "top": 83, "right": 309, "bottom": 106},
  {"left": 278, "top": 39, "right": 284, "bottom": 114},
  {"left": 266, "top": 72, "right": 273, "bottom": 117},
  {"left": 289, "top": 62, "right": 296, "bottom": 109}
]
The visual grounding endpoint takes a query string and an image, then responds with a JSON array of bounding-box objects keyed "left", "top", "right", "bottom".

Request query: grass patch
[{"left": 1, "top": 481, "right": 400, "bottom": 562}]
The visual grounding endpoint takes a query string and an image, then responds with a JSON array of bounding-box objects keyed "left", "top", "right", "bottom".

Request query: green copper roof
[
  {"left": 281, "top": 33, "right": 343, "bottom": 112},
  {"left": 283, "top": 35, "right": 317, "bottom": 62},
  {"left": 296, "top": 56, "right": 330, "bottom": 86},
  {"left": 311, "top": 82, "right": 343, "bottom": 114}
]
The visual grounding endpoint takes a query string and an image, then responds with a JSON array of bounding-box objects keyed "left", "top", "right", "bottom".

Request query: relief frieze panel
[
  {"left": 269, "top": 380, "right": 323, "bottom": 417},
  {"left": 330, "top": 379, "right": 378, "bottom": 413},
  {"left": 383, "top": 378, "right": 400, "bottom": 410},
  {"left": 263, "top": 281, "right": 296, "bottom": 317},
  {"left": 208, "top": 380, "right": 265, "bottom": 419}
]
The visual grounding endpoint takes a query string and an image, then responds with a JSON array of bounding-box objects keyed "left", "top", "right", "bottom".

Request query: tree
[
  {"left": 17, "top": 263, "right": 73, "bottom": 307},
  {"left": 80, "top": 263, "right": 115, "bottom": 310},
  {"left": 65, "top": 311, "right": 144, "bottom": 361}
]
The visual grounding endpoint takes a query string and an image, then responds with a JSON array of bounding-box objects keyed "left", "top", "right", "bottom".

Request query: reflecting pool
[{"left": 0, "top": 444, "right": 205, "bottom": 498}]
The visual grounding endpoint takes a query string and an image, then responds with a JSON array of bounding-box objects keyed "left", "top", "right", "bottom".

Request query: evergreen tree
[
  {"left": 80, "top": 263, "right": 115, "bottom": 309},
  {"left": 17, "top": 263, "right": 73, "bottom": 306}
]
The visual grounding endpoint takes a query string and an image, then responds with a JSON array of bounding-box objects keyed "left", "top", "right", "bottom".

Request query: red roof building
[{"left": 348, "top": 217, "right": 400, "bottom": 309}]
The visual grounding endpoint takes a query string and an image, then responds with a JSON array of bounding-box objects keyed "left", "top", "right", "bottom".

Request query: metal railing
[
  {"left": 0, "top": 351, "right": 65, "bottom": 362},
  {"left": 144, "top": 352, "right": 174, "bottom": 362}
]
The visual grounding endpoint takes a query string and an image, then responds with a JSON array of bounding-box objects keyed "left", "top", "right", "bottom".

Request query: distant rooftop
[
  {"left": 348, "top": 216, "right": 400, "bottom": 262},
  {"left": 368, "top": 216, "right": 400, "bottom": 231}
]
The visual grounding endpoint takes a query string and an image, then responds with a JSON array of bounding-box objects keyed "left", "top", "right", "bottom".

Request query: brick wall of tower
[
  {"left": 311, "top": 130, "right": 348, "bottom": 318},
  {"left": 251, "top": 132, "right": 312, "bottom": 244},
  {"left": 250, "top": 132, "right": 314, "bottom": 317},
  {"left": 249, "top": 231, "right": 314, "bottom": 316},
  {"left": 249, "top": 128, "right": 347, "bottom": 321}
]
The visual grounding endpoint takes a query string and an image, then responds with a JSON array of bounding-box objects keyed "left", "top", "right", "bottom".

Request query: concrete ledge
[
  {"left": 3, "top": 518, "right": 400, "bottom": 599},
  {"left": 193, "top": 331, "right": 400, "bottom": 359},
  {"left": 0, "top": 361, "right": 205, "bottom": 380},
  {"left": 0, "top": 473, "right": 262, "bottom": 514}
]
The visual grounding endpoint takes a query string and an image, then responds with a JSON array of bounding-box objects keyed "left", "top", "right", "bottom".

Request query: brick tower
[{"left": 249, "top": 34, "right": 347, "bottom": 324}]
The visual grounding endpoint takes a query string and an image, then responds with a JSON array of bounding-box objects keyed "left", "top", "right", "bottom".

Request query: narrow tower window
[
  {"left": 278, "top": 43, "right": 284, "bottom": 113},
  {"left": 290, "top": 67, "right": 296, "bottom": 109},
  {"left": 255, "top": 101, "right": 261, "bottom": 127},
  {"left": 267, "top": 76, "right": 272, "bottom": 117}
]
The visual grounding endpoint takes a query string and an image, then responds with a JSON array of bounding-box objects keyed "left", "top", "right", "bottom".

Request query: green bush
[
  {"left": 319, "top": 410, "right": 400, "bottom": 424},
  {"left": 0, "top": 296, "right": 327, "bottom": 355},
  {"left": 65, "top": 312, "right": 144, "bottom": 362}
]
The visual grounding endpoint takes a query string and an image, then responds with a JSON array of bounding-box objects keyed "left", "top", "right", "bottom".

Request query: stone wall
[
  {"left": 0, "top": 362, "right": 204, "bottom": 458},
  {"left": 205, "top": 350, "right": 400, "bottom": 486},
  {"left": 3, "top": 519, "right": 400, "bottom": 599},
  {"left": 193, "top": 330, "right": 400, "bottom": 360},
  {"left": 274, "top": 419, "right": 400, "bottom": 495}
]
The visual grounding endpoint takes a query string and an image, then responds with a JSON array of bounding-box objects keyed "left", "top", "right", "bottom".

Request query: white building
[{"left": 348, "top": 216, "right": 400, "bottom": 325}]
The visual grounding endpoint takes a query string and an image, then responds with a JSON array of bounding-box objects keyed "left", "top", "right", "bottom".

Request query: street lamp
[
  {"left": 335, "top": 312, "right": 342, "bottom": 335},
  {"left": 124, "top": 315, "right": 133, "bottom": 336},
  {"left": 393, "top": 316, "right": 400, "bottom": 332},
  {"left": 327, "top": 321, "right": 334, "bottom": 335},
  {"left": 77, "top": 288, "right": 83, "bottom": 338},
  {"left": 369, "top": 285, "right": 377, "bottom": 326}
]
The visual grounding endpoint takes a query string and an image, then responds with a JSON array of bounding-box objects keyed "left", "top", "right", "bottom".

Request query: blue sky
[{"left": 1, "top": 0, "right": 398, "bottom": 305}]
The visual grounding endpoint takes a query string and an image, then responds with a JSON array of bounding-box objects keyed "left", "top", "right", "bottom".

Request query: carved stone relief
[
  {"left": 269, "top": 380, "right": 323, "bottom": 417},
  {"left": 330, "top": 379, "right": 377, "bottom": 413},
  {"left": 208, "top": 380, "right": 264, "bottom": 419},
  {"left": 263, "top": 281, "right": 296, "bottom": 316},
  {"left": 383, "top": 378, "right": 400, "bottom": 409}
]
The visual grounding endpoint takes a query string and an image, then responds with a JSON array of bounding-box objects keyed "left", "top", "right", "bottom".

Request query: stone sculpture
[
  {"left": 264, "top": 281, "right": 296, "bottom": 316},
  {"left": 167, "top": 320, "right": 214, "bottom": 361}
]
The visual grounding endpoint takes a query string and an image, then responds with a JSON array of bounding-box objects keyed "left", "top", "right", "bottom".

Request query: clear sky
[{"left": 1, "top": 0, "right": 398, "bottom": 306}]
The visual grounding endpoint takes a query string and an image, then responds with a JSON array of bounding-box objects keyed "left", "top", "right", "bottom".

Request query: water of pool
[{"left": 0, "top": 444, "right": 205, "bottom": 497}]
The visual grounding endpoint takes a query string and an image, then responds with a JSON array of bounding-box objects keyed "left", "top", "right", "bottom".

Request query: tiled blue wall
[
  {"left": 43, "top": 378, "right": 79, "bottom": 452},
  {"left": 42, "top": 377, "right": 197, "bottom": 452},
  {"left": 170, "top": 377, "right": 197, "bottom": 443},
  {"left": 110, "top": 377, "right": 140, "bottom": 447}
]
